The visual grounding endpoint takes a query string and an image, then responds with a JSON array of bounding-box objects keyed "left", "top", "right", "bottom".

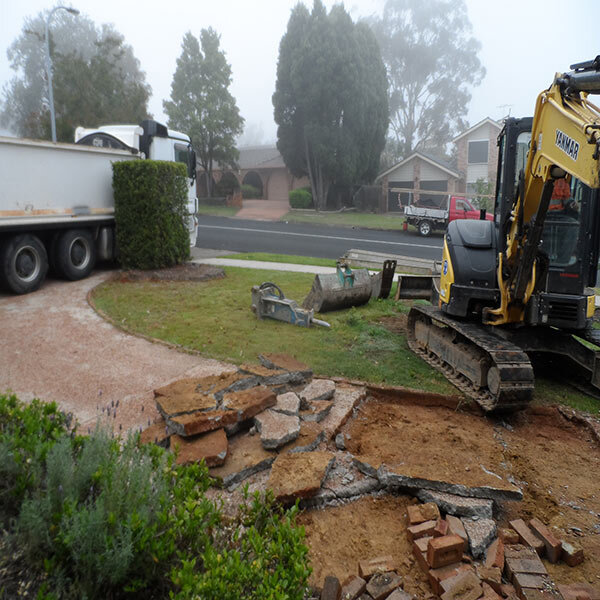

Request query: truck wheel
[
  {"left": 418, "top": 220, "right": 432, "bottom": 237},
  {"left": 53, "top": 229, "right": 96, "bottom": 281},
  {"left": 0, "top": 234, "right": 48, "bottom": 294}
]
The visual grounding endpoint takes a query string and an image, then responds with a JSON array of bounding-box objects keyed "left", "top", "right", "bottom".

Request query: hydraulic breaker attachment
[{"left": 251, "top": 282, "right": 330, "bottom": 328}]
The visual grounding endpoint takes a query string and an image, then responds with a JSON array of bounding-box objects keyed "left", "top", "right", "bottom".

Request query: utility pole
[{"left": 45, "top": 5, "right": 79, "bottom": 142}]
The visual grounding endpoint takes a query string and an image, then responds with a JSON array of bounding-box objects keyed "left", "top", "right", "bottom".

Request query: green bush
[
  {"left": 113, "top": 160, "right": 190, "bottom": 269},
  {"left": 289, "top": 188, "right": 313, "bottom": 209},
  {"left": 0, "top": 394, "right": 311, "bottom": 599},
  {"left": 241, "top": 184, "right": 261, "bottom": 199}
]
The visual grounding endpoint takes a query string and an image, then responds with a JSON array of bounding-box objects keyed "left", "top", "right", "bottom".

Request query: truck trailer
[{"left": 0, "top": 120, "right": 198, "bottom": 294}]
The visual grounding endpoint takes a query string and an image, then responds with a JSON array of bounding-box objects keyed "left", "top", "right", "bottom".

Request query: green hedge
[
  {"left": 289, "top": 188, "right": 313, "bottom": 209},
  {"left": 113, "top": 161, "right": 190, "bottom": 269}
]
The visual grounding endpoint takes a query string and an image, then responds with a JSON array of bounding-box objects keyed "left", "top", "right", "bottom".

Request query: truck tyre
[
  {"left": 53, "top": 229, "right": 96, "bottom": 281},
  {"left": 0, "top": 234, "right": 49, "bottom": 294},
  {"left": 418, "top": 220, "right": 432, "bottom": 237}
]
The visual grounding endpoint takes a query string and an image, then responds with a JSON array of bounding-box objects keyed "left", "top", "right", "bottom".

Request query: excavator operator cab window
[{"left": 540, "top": 178, "right": 582, "bottom": 268}]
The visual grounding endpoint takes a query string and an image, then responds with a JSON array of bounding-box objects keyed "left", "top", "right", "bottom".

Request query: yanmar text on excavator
[{"left": 406, "top": 56, "right": 600, "bottom": 412}]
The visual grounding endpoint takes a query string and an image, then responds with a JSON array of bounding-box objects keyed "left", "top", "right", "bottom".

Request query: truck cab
[{"left": 75, "top": 120, "right": 198, "bottom": 246}]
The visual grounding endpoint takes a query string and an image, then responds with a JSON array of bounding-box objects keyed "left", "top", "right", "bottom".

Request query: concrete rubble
[{"left": 139, "top": 354, "right": 596, "bottom": 600}]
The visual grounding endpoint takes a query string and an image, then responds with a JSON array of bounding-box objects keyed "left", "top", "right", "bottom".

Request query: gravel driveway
[{"left": 0, "top": 271, "right": 234, "bottom": 433}]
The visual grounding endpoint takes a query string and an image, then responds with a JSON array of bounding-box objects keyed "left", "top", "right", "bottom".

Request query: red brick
[
  {"left": 499, "top": 528, "right": 521, "bottom": 545},
  {"left": 340, "top": 575, "right": 366, "bottom": 600},
  {"left": 501, "top": 583, "right": 519, "bottom": 598},
  {"left": 509, "top": 519, "right": 544, "bottom": 556},
  {"left": 413, "top": 536, "right": 432, "bottom": 554},
  {"left": 485, "top": 538, "right": 505, "bottom": 570},
  {"left": 561, "top": 541, "right": 584, "bottom": 567},
  {"left": 477, "top": 566, "right": 502, "bottom": 595},
  {"left": 427, "top": 535, "right": 465, "bottom": 569},
  {"left": 513, "top": 572, "right": 551, "bottom": 596},
  {"left": 440, "top": 571, "right": 483, "bottom": 600},
  {"left": 529, "top": 519, "right": 561, "bottom": 563},
  {"left": 171, "top": 429, "right": 228, "bottom": 467},
  {"left": 357, "top": 555, "right": 398, "bottom": 580},
  {"left": 428, "top": 563, "right": 472, "bottom": 595},
  {"left": 446, "top": 514, "right": 469, "bottom": 551},
  {"left": 505, "top": 556, "right": 547, "bottom": 582},
  {"left": 558, "top": 583, "right": 600, "bottom": 600},
  {"left": 505, "top": 544, "right": 541, "bottom": 561},
  {"left": 440, "top": 569, "right": 478, "bottom": 594},
  {"left": 407, "top": 502, "right": 440, "bottom": 525},
  {"left": 321, "top": 575, "right": 341, "bottom": 600},
  {"left": 366, "top": 572, "right": 402, "bottom": 600},
  {"left": 414, "top": 548, "right": 429, "bottom": 573},
  {"left": 435, "top": 518, "right": 449, "bottom": 537},
  {"left": 407, "top": 519, "right": 437, "bottom": 542},
  {"left": 482, "top": 582, "right": 503, "bottom": 600}
]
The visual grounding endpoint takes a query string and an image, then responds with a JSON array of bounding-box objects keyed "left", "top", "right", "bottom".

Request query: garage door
[{"left": 266, "top": 170, "right": 289, "bottom": 201}]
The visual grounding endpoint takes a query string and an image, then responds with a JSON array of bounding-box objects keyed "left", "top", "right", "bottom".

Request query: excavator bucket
[
  {"left": 394, "top": 274, "right": 440, "bottom": 302},
  {"left": 302, "top": 260, "right": 396, "bottom": 313}
]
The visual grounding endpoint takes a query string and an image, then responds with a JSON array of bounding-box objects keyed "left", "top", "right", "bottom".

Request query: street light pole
[{"left": 44, "top": 5, "right": 79, "bottom": 143}]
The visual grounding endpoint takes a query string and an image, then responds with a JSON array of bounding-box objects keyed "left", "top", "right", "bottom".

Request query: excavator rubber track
[{"left": 407, "top": 305, "right": 534, "bottom": 412}]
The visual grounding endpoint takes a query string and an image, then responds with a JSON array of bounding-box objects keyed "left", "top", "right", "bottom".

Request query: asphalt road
[{"left": 196, "top": 215, "right": 444, "bottom": 261}]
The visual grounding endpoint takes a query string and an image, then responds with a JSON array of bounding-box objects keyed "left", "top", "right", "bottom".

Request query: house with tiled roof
[{"left": 208, "top": 145, "right": 309, "bottom": 201}]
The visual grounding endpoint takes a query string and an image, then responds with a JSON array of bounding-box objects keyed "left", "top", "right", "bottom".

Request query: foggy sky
[{"left": 1, "top": 0, "right": 599, "bottom": 143}]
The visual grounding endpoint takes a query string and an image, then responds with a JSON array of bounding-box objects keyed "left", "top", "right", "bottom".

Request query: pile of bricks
[
  {"left": 318, "top": 556, "right": 414, "bottom": 600},
  {"left": 405, "top": 500, "right": 594, "bottom": 600}
]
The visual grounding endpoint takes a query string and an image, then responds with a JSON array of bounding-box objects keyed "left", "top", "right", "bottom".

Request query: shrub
[
  {"left": 0, "top": 393, "right": 70, "bottom": 520},
  {"left": 1, "top": 395, "right": 311, "bottom": 600},
  {"left": 289, "top": 188, "right": 313, "bottom": 209},
  {"left": 113, "top": 160, "right": 190, "bottom": 269},
  {"left": 241, "top": 184, "right": 261, "bottom": 199}
]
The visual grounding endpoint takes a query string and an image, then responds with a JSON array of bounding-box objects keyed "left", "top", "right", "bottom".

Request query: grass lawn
[
  {"left": 196, "top": 205, "right": 240, "bottom": 217},
  {"left": 282, "top": 210, "right": 405, "bottom": 230},
  {"left": 92, "top": 267, "right": 453, "bottom": 393},
  {"left": 221, "top": 252, "right": 337, "bottom": 268},
  {"left": 92, "top": 267, "right": 598, "bottom": 413}
]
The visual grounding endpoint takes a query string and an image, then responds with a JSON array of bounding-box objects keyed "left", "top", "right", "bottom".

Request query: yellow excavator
[{"left": 407, "top": 57, "right": 600, "bottom": 411}]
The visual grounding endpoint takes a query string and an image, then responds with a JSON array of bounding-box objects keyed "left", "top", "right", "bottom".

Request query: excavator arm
[{"left": 484, "top": 58, "right": 600, "bottom": 325}]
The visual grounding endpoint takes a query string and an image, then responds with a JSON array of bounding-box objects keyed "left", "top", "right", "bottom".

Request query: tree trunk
[{"left": 304, "top": 134, "right": 319, "bottom": 210}]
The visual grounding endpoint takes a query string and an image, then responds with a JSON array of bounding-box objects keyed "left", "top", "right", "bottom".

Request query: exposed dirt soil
[
  {"left": 116, "top": 262, "right": 224, "bottom": 282},
  {"left": 378, "top": 314, "right": 408, "bottom": 334},
  {"left": 297, "top": 494, "right": 433, "bottom": 597},
  {"left": 297, "top": 397, "right": 600, "bottom": 589}
]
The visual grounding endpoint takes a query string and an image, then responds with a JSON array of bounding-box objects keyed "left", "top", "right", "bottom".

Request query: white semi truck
[{"left": 0, "top": 119, "right": 198, "bottom": 294}]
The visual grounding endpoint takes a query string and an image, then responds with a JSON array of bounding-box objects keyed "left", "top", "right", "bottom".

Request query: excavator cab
[{"left": 494, "top": 119, "right": 600, "bottom": 329}]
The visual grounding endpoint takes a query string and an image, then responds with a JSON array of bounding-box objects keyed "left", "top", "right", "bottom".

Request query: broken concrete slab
[
  {"left": 301, "top": 400, "right": 334, "bottom": 423},
  {"left": 239, "top": 363, "right": 309, "bottom": 387},
  {"left": 299, "top": 379, "right": 336, "bottom": 409},
  {"left": 416, "top": 489, "right": 494, "bottom": 519},
  {"left": 166, "top": 409, "right": 238, "bottom": 437},
  {"left": 258, "top": 353, "right": 313, "bottom": 378},
  {"left": 254, "top": 409, "right": 300, "bottom": 449},
  {"left": 267, "top": 451, "right": 335, "bottom": 504},
  {"left": 273, "top": 391, "right": 301, "bottom": 416},
  {"left": 193, "top": 371, "right": 261, "bottom": 400},
  {"left": 221, "top": 385, "right": 276, "bottom": 421},
  {"left": 320, "top": 385, "right": 366, "bottom": 439},
  {"left": 376, "top": 464, "right": 523, "bottom": 502},
  {"left": 171, "top": 429, "right": 228, "bottom": 467},
  {"left": 287, "top": 422, "right": 326, "bottom": 453},
  {"left": 209, "top": 432, "right": 276, "bottom": 488},
  {"left": 462, "top": 517, "right": 497, "bottom": 559},
  {"left": 138, "top": 420, "right": 169, "bottom": 448},
  {"left": 304, "top": 454, "right": 381, "bottom": 507},
  {"left": 154, "top": 378, "right": 217, "bottom": 418}
]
